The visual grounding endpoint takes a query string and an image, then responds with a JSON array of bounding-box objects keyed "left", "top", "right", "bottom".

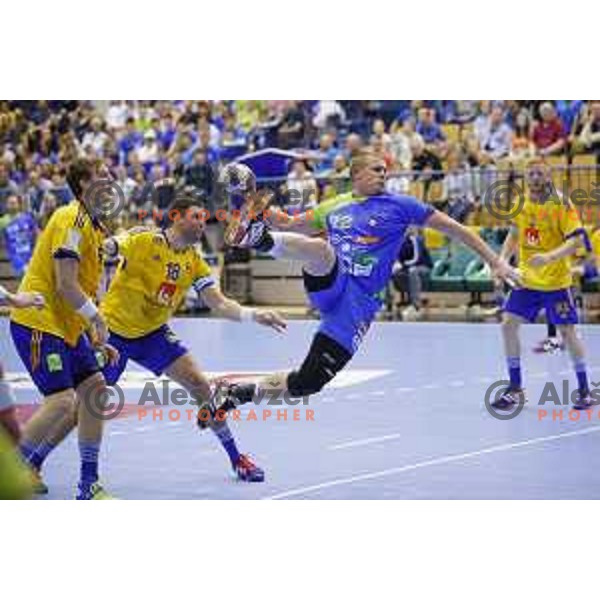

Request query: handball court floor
[{"left": 2, "top": 318, "right": 600, "bottom": 500}]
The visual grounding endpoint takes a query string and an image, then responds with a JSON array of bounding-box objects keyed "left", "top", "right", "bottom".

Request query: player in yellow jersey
[
  {"left": 100, "top": 196, "right": 285, "bottom": 482},
  {"left": 494, "top": 157, "right": 593, "bottom": 410},
  {"left": 10, "top": 158, "right": 118, "bottom": 499}
]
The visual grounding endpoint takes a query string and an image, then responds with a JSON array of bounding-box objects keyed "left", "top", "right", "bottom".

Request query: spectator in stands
[
  {"left": 411, "top": 136, "right": 443, "bottom": 178},
  {"left": 277, "top": 101, "right": 306, "bottom": 149},
  {"left": 556, "top": 100, "right": 585, "bottom": 135},
  {"left": 344, "top": 133, "right": 363, "bottom": 160},
  {"left": 220, "top": 112, "right": 246, "bottom": 146},
  {"left": 114, "top": 165, "right": 137, "bottom": 202},
  {"left": 390, "top": 117, "right": 419, "bottom": 170},
  {"left": 532, "top": 102, "right": 566, "bottom": 156},
  {"left": 442, "top": 149, "right": 475, "bottom": 223},
  {"left": 284, "top": 159, "right": 318, "bottom": 213},
  {"left": 1, "top": 195, "right": 38, "bottom": 276},
  {"left": 477, "top": 105, "right": 513, "bottom": 161},
  {"left": 314, "top": 133, "right": 338, "bottom": 174},
  {"left": 81, "top": 117, "right": 109, "bottom": 155},
  {"left": 0, "top": 162, "right": 19, "bottom": 212},
  {"left": 510, "top": 109, "right": 535, "bottom": 159},
  {"left": 313, "top": 101, "right": 346, "bottom": 130},
  {"left": 578, "top": 101, "right": 600, "bottom": 162},
  {"left": 22, "top": 169, "right": 47, "bottom": 215},
  {"left": 473, "top": 101, "right": 491, "bottom": 143},
  {"left": 118, "top": 116, "right": 143, "bottom": 164},
  {"left": 137, "top": 129, "right": 160, "bottom": 169},
  {"left": 371, "top": 119, "right": 391, "bottom": 147},
  {"left": 37, "top": 192, "right": 58, "bottom": 228},
  {"left": 158, "top": 112, "right": 177, "bottom": 152},
  {"left": 48, "top": 169, "right": 74, "bottom": 205},
  {"left": 184, "top": 149, "right": 214, "bottom": 201},
  {"left": 106, "top": 101, "right": 128, "bottom": 131},
  {"left": 392, "top": 227, "right": 433, "bottom": 320},
  {"left": 454, "top": 101, "right": 478, "bottom": 124},
  {"left": 415, "top": 108, "right": 446, "bottom": 153}
]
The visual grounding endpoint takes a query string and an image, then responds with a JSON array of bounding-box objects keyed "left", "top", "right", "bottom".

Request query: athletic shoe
[
  {"left": 234, "top": 454, "right": 265, "bottom": 483},
  {"left": 491, "top": 387, "right": 526, "bottom": 410},
  {"left": 532, "top": 337, "right": 564, "bottom": 354},
  {"left": 573, "top": 389, "right": 594, "bottom": 411},
  {"left": 30, "top": 468, "right": 49, "bottom": 495},
  {"left": 224, "top": 189, "right": 274, "bottom": 247},
  {"left": 76, "top": 481, "right": 114, "bottom": 500},
  {"left": 401, "top": 305, "right": 420, "bottom": 321}
]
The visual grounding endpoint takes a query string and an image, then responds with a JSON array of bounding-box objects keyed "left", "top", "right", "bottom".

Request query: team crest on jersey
[
  {"left": 330, "top": 214, "right": 353, "bottom": 230},
  {"left": 157, "top": 282, "right": 177, "bottom": 306},
  {"left": 368, "top": 218, "right": 378, "bottom": 227},
  {"left": 525, "top": 226, "right": 540, "bottom": 246},
  {"left": 152, "top": 255, "right": 161, "bottom": 261}
]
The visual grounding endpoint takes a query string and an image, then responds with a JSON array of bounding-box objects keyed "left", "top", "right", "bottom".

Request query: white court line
[
  {"left": 264, "top": 425, "right": 600, "bottom": 500},
  {"left": 370, "top": 390, "right": 386, "bottom": 397},
  {"left": 449, "top": 380, "right": 465, "bottom": 388},
  {"left": 329, "top": 433, "right": 403, "bottom": 450}
]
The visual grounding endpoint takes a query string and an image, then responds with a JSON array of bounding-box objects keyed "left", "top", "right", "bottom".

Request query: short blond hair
[{"left": 350, "top": 148, "right": 384, "bottom": 178}]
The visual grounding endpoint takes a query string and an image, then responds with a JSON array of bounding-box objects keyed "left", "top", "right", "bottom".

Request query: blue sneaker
[{"left": 234, "top": 454, "right": 265, "bottom": 483}]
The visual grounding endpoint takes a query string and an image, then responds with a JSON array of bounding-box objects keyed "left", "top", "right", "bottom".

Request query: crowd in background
[{"left": 1, "top": 100, "right": 599, "bottom": 277}]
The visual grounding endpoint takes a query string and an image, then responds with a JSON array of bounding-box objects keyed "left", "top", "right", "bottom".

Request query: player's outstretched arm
[
  {"left": 424, "top": 210, "right": 522, "bottom": 288},
  {"left": 200, "top": 286, "right": 287, "bottom": 333}
]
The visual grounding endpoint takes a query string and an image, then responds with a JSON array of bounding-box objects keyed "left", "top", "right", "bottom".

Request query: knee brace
[{"left": 287, "top": 333, "right": 352, "bottom": 398}]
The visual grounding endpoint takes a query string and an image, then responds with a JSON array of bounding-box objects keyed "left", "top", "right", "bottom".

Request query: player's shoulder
[{"left": 51, "top": 201, "right": 88, "bottom": 229}]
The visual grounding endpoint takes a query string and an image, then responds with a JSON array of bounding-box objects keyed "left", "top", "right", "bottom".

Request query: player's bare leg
[
  {"left": 18, "top": 390, "right": 78, "bottom": 493},
  {"left": 165, "top": 353, "right": 265, "bottom": 482},
  {"left": 75, "top": 373, "right": 112, "bottom": 499},
  {"left": 257, "top": 231, "right": 336, "bottom": 276},
  {"left": 557, "top": 324, "right": 592, "bottom": 409}
]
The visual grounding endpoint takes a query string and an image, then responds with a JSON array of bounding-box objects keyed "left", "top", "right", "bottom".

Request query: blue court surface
[{"left": 2, "top": 318, "right": 600, "bottom": 499}]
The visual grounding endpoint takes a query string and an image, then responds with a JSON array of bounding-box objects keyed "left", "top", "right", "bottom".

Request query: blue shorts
[
  {"left": 504, "top": 287, "right": 578, "bottom": 325},
  {"left": 103, "top": 325, "right": 188, "bottom": 386},
  {"left": 9, "top": 322, "right": 102, "bottom": 396},
  {"left": 305, "top": 261, "right": 381, "bottom": 355}
]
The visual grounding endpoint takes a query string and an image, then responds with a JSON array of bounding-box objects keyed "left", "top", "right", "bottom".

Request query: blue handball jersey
[{"left": 311, "top": 192, "right": 435, "bottom": 300}]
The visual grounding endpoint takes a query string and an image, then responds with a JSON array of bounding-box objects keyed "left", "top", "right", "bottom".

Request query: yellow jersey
[
  {"left": 514, "top": 196, "right": 583, "bottom": 291},
  {"left": 101, "top": 230, "right": 215, "bottom": 338},
  {"left": 11, "top": 201, "right": 105, "bottom": 346}
]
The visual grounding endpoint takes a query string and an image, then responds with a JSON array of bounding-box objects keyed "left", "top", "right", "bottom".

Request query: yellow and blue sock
[
  {"left": 213, "top": 423, "right": 240, "bottom": 466},
  {"left": 574, "top": 360, "right": 589, "bottom": 393},
  {"left": 19, "top": 439, "right": 56, "bottom": 470},
  {"left": 507, "top": 356, "right": 522, "bottom": 390},
  {"left": 79, "top": 441, "right": 100, "bottom": 486}
]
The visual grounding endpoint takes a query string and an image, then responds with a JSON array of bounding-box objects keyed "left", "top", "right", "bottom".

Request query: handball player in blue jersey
[{"left": 214, "top": 149, "right": 520, "bottom": 409}]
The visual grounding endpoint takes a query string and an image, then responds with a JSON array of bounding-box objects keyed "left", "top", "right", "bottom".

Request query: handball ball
[{"left": 219, "top": 163, "right": 256, "bottom": 195}]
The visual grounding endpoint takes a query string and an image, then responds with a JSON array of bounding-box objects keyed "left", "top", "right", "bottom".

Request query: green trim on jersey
[{"left": 310, "top": 192, "right": 366, "bottom": 230}]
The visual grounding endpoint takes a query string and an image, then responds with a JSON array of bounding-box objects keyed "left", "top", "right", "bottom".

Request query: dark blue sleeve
[{"left": 392, "top": 195, "right": 435, "bottom": 227}]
